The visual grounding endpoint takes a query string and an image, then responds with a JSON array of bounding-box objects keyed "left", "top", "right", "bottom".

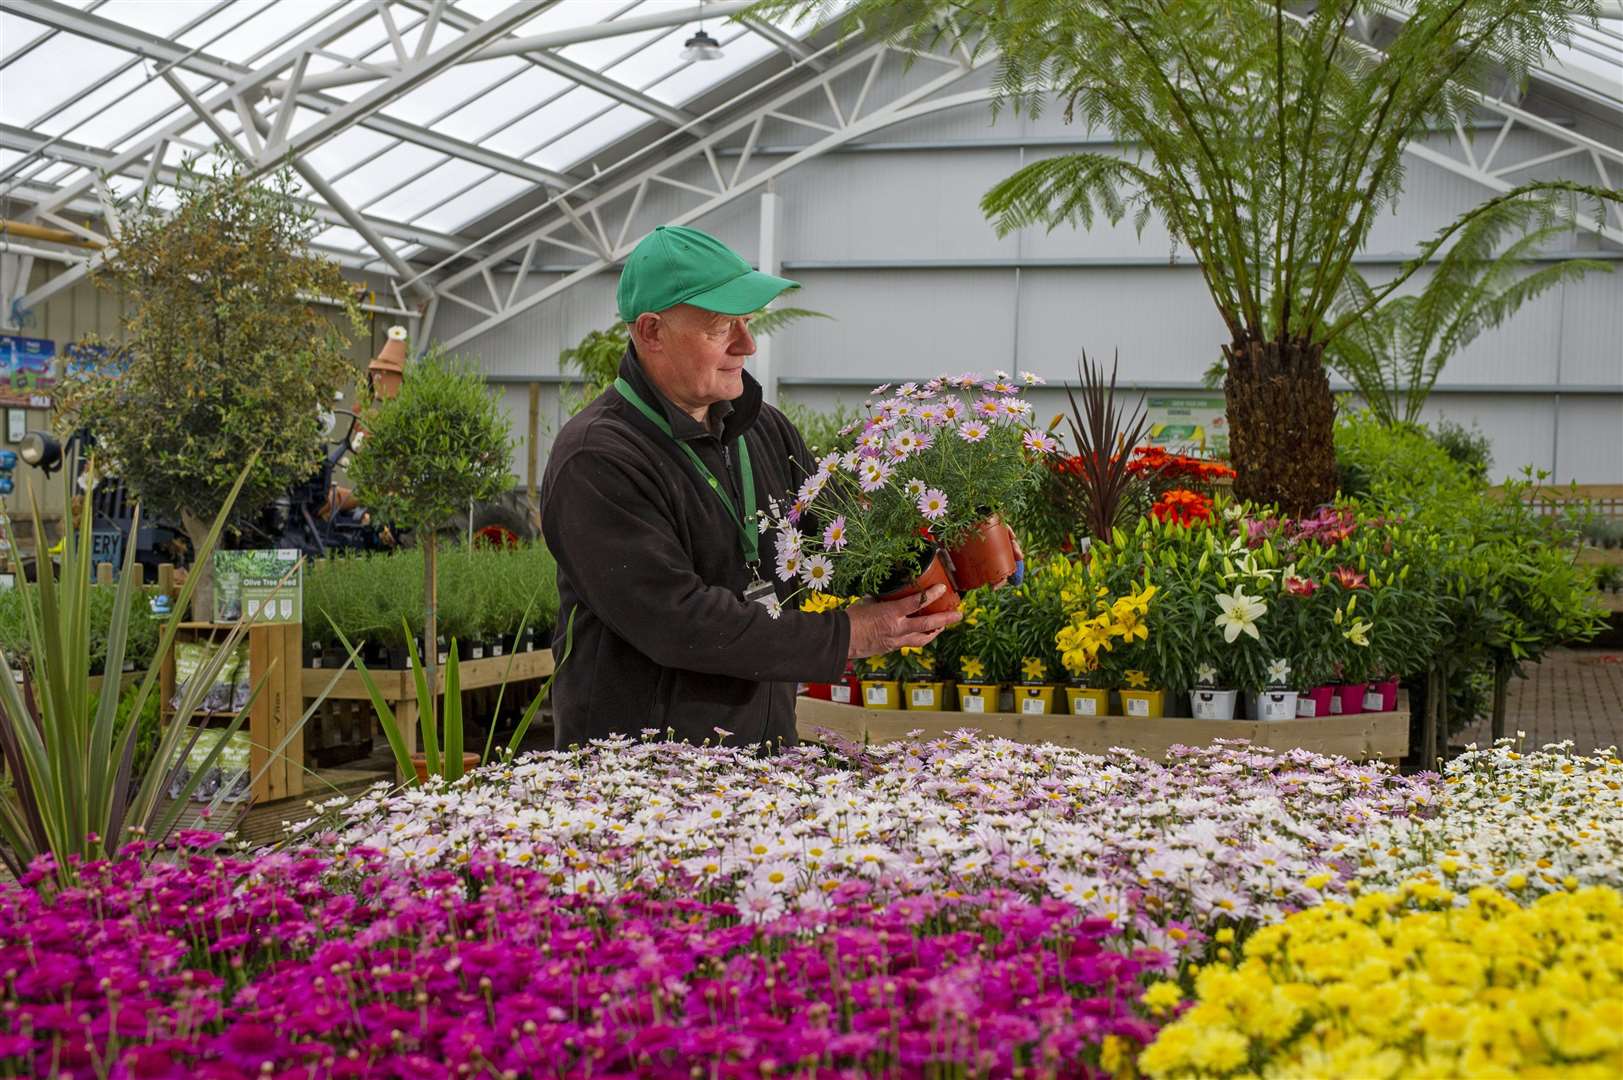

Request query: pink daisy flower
[
  {"left": 958, "top": 420, "right": 990, "bottom": 443},
  {"left": 917, "top": 487, "right": 949, "bottom": 521},
  {"left": 822, "top": 515, "right": 848, "bottom": 550}
]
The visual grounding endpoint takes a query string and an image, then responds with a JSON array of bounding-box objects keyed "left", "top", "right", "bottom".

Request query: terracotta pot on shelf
[
  {"left": 947, "top": 516, "right": 1019, "bottom": 591},
  {"left": 876, "top": 547, "right": 961, "bottom": 616},
  {"left": 410, "top": 752, "right": 480, "bottom": 784}
]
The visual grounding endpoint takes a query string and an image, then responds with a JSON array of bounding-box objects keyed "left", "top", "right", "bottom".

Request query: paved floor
[{"left": 1459, "top": 648, "right": 1623, "bottom": 755}]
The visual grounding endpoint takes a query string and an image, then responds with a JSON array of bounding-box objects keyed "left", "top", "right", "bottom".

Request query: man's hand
[{"left": 846, "top": 585, "right": 963, "bottom": 658}]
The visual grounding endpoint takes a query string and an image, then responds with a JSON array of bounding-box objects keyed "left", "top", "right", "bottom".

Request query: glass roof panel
[
  {"left": 598, "top": 28, "right": 689, "bottom": 90},
  {"left": 313, "top": 225, "right": 367, "bottom": 251},
  {"left": 380, "top": 56, "right": 528, "bottom": 126},
  {"left": 328, "top": 142, "right": 450, "bottom": 206},
  {"left": 177, "top": 0, "right": 295, "bottom": 66},
  {"left": 531, "top": 103, "right": 646, "bottom": 171},
  {"left": 34, "top": 69, "right": 166, "bottom": 144},
  {"left": 439, "top": 65, "right": 575, "bottom": 138},
  {"left": 365, "top": 159, "right": 493, "bottom": 219},
  {"left": 0, "top": 28, "right": 131, "bottom": 126},
  {"left": 303, "top": 125, "right": 400, "bottom": 178},
  {"left": 0, "top": 10, "right": 53, "bottom": 66},
  {"left": 96, "top": 0, "right": 210, "bottom": 38},
  {"left": 487, "top": 86, "right": 615, "bottom": 157},
  {"left": 644, "top": 27, "right": 777, "bottom": 107},
  {"left": 556, "top": 24, "right": 670, "bottom": 72},
  {"left": 414, "top": 172, "right": 530, "bottom": 232}
]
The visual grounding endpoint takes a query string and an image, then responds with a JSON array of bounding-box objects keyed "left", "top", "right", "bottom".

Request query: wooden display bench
[
  {"left": 160, "top": 621, "right": 305, "bottom": 803},
  {"left": 796, "top": 692, "right": 1411, "bottom": 762},
  {"left": 302, "top": 648, "right": 556, "bottom": 765}
]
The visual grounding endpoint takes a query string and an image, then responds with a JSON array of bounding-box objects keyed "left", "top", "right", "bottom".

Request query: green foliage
[
  {"left": 1428, "top": 419, "right": 1494, "bottom": 483},
  {"left": 303, "top": 544, "right": 559, "bottom": 650},
  {"left": 348, "top": 346, "right": 515, "bottom": 534},
  {"left": 0, "top": 583, "right": 157, "bottom": 676},
  {"left": 331, "top": 610, "right": 572, "bottom": 786},
  {"left": 0, "top": 459, "right": 273, "bottom": 883},
  {"left": 1333, "top": 411, "right": 1476, "bottom": 504},
  {"left": 779, "top": 398, "right": 860, "bottom": 455},
  {"left": 767, "top": 0, "right": 1619, "bottom": 511},
  {"left": 1326, "top": 191, "right": 1610, "bottom": 427},
  {"left": 1335, "top": 410, "right": 1604, "bottom": 733},
  {"left": 559, "top": 323, "right": 629, "bottom": 416},
  {"left": 54, "top": 156, "right": 359, "bottom": 539},
  {"left": 559, "top": 306, "right": 832, "bottom": 415}
]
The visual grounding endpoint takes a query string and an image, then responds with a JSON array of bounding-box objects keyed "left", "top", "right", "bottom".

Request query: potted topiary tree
[
  {"left": 54, "top": 158, "right": 359, "bottom": 619},
  {"left": 345, "top": 339, "right": 515, "bottom": 769}
]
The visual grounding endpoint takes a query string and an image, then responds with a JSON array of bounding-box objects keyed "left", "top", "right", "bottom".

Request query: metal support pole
[
  {"left": 1490, "top": 660, "right": 1510, "bottom": 743},
  {"left": 756, "top": 186, "right": 783, "bottom": 407}
]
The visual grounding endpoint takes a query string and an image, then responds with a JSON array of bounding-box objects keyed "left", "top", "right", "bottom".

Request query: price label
[
  {"left": 830, "top": 685, "right": 852, "bottom": 704},
  {"left": 1021, "top": 697, "right": 1046, "bottom": 715},
  {"left": 1363, "top": 691, "right": 1384, "bottom": 712},
  {"left": 961, "top": 693, "right": 986, "bottom": 713},
  {"left": 1126, "top": 697, "right": 1150, "bottom": 718},
  {"left": 1072, "top": 696, "right": 1098, "bottom": 716},
  {"left": 910, "top": 688, "right": 936, "bottom": 708},
  {"left": 864, "top": 685, "right": 890, "bottom": 707}
]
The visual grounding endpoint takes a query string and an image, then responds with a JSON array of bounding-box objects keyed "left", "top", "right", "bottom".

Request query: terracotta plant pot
[
  {"left": 411, "top": 752, "right": 480, "bottom": 784},
  {"left": 1296, "top": 686, "right": 1335, "bottom": 717},
  {"left": 947, "top": 516, "right": 1019, "bottom": 591},
  {"left": 877, "top": 547, "right": 961, "bottom": 616}
]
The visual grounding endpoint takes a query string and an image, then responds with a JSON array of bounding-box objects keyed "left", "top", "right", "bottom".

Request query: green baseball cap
[{"left": 617, "top": 225, "right": 799, "bottom": 322}]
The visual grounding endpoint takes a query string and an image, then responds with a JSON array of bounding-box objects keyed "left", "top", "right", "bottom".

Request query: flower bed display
[
  {"left": 1139, "top": 885, "right": 1623, "bottom": 1076},
  {"left": 326, "top": 737, "right": 1429, "bottom": 934},
  {"left": 0, "top": 844, "right": 1163, "bottom": 1077},
  {"left": 3, "top": 734, "right": 1618, "bottom": 1077}
]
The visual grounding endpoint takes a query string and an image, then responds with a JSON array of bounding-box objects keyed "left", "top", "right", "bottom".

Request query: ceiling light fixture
[{"left": 681, "top": 3, "right": 724, "bottom": 61}]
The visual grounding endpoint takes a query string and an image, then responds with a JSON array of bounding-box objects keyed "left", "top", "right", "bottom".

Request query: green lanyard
[{"left": 614, "top": 377, "right": 758, "bottom": 568}]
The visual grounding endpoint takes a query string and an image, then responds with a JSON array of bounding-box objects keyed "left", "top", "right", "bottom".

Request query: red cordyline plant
[{"left": 1065, "top": 351, "right": 1150, "bottom": 543}]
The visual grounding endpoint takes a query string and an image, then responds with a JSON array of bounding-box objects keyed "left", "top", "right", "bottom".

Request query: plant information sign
[
  {"left": 1145, "top": 395, "right": 1229, "bottom": 457},
  {"left": 213, "top": 549, "right": 303, "bottom": 624}
]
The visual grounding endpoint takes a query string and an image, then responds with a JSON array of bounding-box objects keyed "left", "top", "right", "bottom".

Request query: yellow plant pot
[
  {"left": 955, "top": 683, "right": 1001, "bottom": 714},
  {"left": 904, "top": 680, "right": 948, "bottom": 710},
  {"left": 1014, "top": 685, "right": 1057, "bottom": 715},
  {"left": 1119, "top": 688, "right": 1166, "bottom": 718},
  {"left": 860, "top": 679, "right": 901, "bottom": 710},
  {"left": 1064, "top": 687, "right": 1110, "bottom": 717}
]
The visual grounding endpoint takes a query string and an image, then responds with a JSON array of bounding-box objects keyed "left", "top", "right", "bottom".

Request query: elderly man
[{"left": 541, "top": 225, "right": 960, "bottom": 750}]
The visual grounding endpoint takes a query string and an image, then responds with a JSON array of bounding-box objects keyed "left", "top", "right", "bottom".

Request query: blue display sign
[{"left": 0, "top": 334, "right": 55, "bottom": 406}]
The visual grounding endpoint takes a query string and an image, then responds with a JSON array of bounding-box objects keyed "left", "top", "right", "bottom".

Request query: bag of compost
[
  {"left": 200, "top": 641, "right": 241, "bottom": 713},
  {"left": 169, "top": 641, "right": 212, "bottom": 712},
  {"left": 229, "top": 640, "right": 252, "bottom": 713}
]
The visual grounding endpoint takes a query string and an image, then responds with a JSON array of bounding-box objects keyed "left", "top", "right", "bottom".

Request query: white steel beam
[
  {"left": 267, "top": 1, "right": 758, "bottom": 95},
  {"left": 0, "top": 123, "right": 484, "bottom": 258},
  {"left": 10, "top": 0, "right": 581, "bottom": 193},
  {"left": 255, "top": 2, "right": 547, "bottom": 170},
  {"left": 398, "top": 0, "right": 713, "bottom": 135},
  {"left": 740, "top": 16, "right": 829, "bottom": 71},
  {"left": 437, "top": 40, "right": 993, "bottom": 350}
]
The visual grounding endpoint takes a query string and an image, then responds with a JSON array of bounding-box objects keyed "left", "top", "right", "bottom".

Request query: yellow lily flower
[{"left": 1021, "top": 656, "right": 1046, "bottom": 682}]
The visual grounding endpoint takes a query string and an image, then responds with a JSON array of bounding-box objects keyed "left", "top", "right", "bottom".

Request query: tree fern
[
  {"left": 1328, "top": 189, "right": 1613, "bottom": 427},
  {"left": 757, "top": 0, "right": 1617, "bottom": 510}
]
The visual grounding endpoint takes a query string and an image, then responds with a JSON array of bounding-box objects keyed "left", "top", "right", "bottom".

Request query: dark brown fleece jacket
[{"left": 540, "top": 348, "right": 849, "bottom": 750}]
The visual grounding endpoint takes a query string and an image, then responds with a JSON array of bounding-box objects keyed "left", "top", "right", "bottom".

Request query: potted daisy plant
[{"left": 770, "top": 373, "right": 1054, "bottom": 612}]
